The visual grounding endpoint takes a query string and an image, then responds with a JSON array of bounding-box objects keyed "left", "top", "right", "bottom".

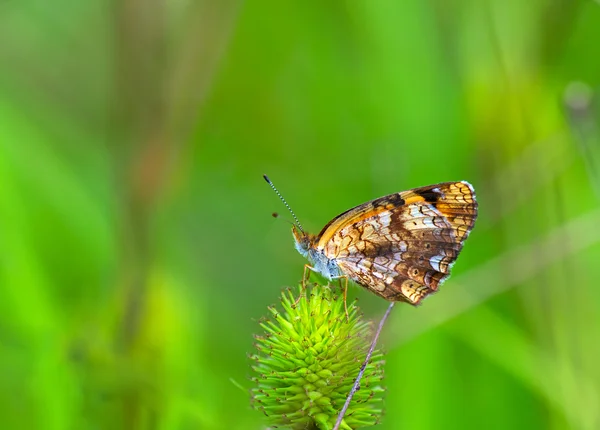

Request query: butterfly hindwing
[{"left": 316, "top": 182, "right": 477, "bottom": 304}]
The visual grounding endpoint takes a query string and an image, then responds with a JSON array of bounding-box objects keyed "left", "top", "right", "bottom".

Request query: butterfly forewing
[{"left": 315, "top": 182, "right": 477, "bottom": 304}]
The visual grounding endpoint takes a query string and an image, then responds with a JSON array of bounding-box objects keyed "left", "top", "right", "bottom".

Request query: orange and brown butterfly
[{"left": 264, "top": 176, "right": 478, "bottom": 308}]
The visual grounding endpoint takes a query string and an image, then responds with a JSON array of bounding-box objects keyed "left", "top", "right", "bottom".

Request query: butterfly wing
[{"left": 314, "top": 181, "right": 478, "bottom": 304}]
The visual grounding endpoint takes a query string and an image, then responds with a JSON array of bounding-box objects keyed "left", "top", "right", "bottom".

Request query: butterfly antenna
[{"left": 263, "top": 175, "right": 305, "bottom": 234}]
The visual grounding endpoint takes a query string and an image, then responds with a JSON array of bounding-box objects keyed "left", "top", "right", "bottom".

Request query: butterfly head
[{"left": 292, "top": 225, "right": 313, "bottom": 257}]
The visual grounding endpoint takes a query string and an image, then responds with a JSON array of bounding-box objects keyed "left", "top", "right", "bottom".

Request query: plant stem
[{"left": 333, "top": 301, "right": 395, "bottom": 430}]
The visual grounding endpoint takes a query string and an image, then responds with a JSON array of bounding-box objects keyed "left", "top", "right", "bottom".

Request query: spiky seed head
[{"left": 250, "top": 283, "right": 385, "bottom": 429}]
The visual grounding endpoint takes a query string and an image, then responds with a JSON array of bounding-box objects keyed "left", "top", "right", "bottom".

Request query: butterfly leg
[
  {"left": 293, "top": 264, "right": 315, "bottom": 307},
  {"left": 341, "top": 276, "right": 349, "bottom": 322},
  {"left": 332, "top": 275, "right": 350, "bottom": 322}
]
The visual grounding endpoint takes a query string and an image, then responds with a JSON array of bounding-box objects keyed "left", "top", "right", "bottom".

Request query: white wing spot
[
  {"left": 409, "top": 205, "right": 421, "bottom": 219},
  {"left": 429, "top": 254, "right": 443, "bottom": 272},
  {"left": 379, "top": 211, "right": 392, "bottom": 227},
  {"left": 422, "top": 217, "right": 435, "bottom": 228}
]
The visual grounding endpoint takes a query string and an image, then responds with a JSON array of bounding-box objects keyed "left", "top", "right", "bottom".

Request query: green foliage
[{"left": 1, "top": 1, "right": 600, "bottom": 429}]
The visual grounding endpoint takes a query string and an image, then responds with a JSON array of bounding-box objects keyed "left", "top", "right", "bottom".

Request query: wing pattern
[{"left": 315, "top": 182, "right": 477, "bottom": 304}]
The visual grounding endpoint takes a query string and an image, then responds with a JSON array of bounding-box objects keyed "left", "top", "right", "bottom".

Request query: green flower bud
[{"left": 250, "top": 283, "right": 385, "bottom": 429}]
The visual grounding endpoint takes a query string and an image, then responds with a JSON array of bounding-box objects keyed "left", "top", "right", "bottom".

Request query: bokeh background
[{"left": 1, "top": 1, "right": 600, "bottom": 429}]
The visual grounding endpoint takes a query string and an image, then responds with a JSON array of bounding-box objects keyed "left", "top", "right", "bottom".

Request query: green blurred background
[{"left": 1, "top": 1, "right": 600, "bottom": 429}]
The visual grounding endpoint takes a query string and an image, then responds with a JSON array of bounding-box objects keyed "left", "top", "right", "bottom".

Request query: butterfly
[{"left": 265, "top": 177, "right": 478, "bottom": 308}]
